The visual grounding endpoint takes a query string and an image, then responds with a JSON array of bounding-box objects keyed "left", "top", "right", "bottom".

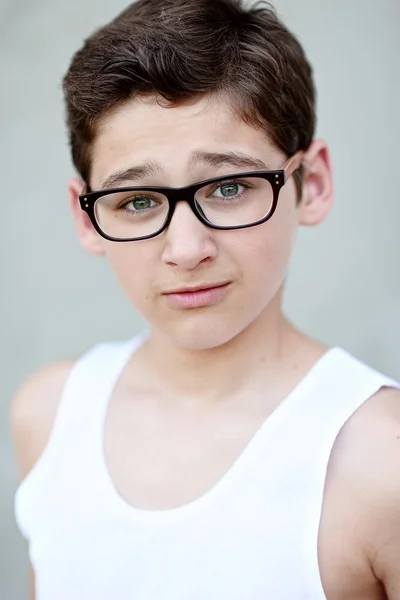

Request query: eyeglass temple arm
[{"left": 281, "top": 150, "right": 304, "bottom": 181}]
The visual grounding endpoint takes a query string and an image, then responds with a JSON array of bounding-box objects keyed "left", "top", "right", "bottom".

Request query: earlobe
[
  {"left": 299, "top": 140, "right": 334, "bottom": 227},
  {"left": 68, "top": 177, "right": 105, "bottom": 256}
]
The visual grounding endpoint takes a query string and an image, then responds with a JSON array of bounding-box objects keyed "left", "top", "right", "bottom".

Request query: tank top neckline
[{"left": 93, "top": 337, "right": 342, "bottom": 524}]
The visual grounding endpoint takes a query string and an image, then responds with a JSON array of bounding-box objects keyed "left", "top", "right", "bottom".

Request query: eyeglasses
[{"left": 79, "top": 151, "right": 303, "bottom": 242}]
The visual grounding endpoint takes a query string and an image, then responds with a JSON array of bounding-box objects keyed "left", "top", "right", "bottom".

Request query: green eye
[
  {"left": 131, "top": 197, "right": 153, "bottom": 211},
  {"left": 220, "top": 183, "right": 240, "bottom": 197}
]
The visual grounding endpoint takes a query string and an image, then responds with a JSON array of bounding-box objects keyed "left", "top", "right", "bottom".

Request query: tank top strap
[
  {"left": 45, "top": 333, "right": 147, "bottom": 460},
  {"left": 291, "top": 347, "right": 400, "bottom": 490},
  {"left": 62, "top": 334, "right": 147, "bottom": 424},
  {"left": 301, "top": 347, "right": 399, "bottom": 430},
  {"left": 15, "top": 333, "right": 147, "bottom": 539}
]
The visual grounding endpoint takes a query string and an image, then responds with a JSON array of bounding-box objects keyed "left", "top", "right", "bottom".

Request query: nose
[{"left": 162, "top": 201, "right": 217, "bottom": 270}]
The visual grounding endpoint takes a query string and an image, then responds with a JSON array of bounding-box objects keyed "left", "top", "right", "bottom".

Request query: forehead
[{"left": 90, "top": 95, "right": 282, "bottom": 187}]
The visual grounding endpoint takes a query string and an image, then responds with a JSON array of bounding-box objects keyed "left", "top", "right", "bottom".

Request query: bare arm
[
  {"left": 363, "top": 389, "right": 400, "bottom": 599},
  {"left": 10, "top": 361, "right": 75, "bottom": 600}
]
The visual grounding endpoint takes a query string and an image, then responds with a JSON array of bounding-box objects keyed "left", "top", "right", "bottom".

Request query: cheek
[
  {"left": 235, "top": 198, "right": 298, "bottom": 288},
  {"left": 104, "top": 243, "right": 155, "bottom": 304}
]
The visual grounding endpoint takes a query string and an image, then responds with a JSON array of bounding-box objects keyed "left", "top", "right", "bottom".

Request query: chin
[{"left": 156, "top": 312, "right": 249, "bottom": 351}]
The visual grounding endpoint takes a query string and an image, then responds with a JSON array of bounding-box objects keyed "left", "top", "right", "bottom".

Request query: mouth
[
  {"left": 163, "top": 282, "right": 232, "bottom": 309},
  {"left": 164, "top": 282, "right": 231, "bottom": 295}
]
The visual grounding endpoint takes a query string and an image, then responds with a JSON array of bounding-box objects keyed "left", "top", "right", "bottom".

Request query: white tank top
[{"left": 15, "top": 335, "right": 399, "bottom": 600}]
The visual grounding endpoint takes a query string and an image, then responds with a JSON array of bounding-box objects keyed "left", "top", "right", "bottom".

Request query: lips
[
  {"left": 164, "top": 282, "right": 230, "bottom": 295},
  {"left": 163, "top": 282, "right": 231, "bottom": 309}
]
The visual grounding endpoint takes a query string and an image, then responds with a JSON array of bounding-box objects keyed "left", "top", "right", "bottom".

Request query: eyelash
[
  {"left": 111, "top": 177, "right": 254, "bottom": 212},
  {"left": 118, "top": 196, "right": 162, "bottom": 213},
  {"left": 208, "top": 179, "right": 253, "bottom": 196}
]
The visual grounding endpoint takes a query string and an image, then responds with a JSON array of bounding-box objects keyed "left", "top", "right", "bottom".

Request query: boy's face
[{"left": 70, "top": 95, "right": 333, "bottom": 350}]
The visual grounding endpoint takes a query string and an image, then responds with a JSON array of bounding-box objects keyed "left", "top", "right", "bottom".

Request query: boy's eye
[
  {"left": 217, "top": 183, "right": 241, "bottom": 197},
  {"left": 124, "top": 196, "right": 157, "bottom": 211}
]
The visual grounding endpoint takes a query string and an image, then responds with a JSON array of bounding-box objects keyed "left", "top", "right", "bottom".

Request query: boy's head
[
  {"left": 64, "top": 0, "right": 316, "bottom": 194},
  {"left": 64, "top": 0, "right": 333, "bottom": 350}
]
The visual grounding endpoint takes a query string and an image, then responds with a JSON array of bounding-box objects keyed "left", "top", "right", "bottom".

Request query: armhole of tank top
[
  {"left": 302, "top": 349, "right": 400, "bottom": 598},
  {"left": 14, "top": 336, "right": 144, "bottom": 538}
]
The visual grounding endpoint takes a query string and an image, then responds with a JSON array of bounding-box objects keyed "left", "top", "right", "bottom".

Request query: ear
[
  {"left": 68, "top": 178, "right": 105, "bottom": 256},
  {"left": 298, "top": 140, "right": 334, "bottom": 227}
]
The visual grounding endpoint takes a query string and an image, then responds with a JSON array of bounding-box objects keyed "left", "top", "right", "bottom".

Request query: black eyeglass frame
[{"left": 79, "top": 151, "right": 304, "bottom": 242}]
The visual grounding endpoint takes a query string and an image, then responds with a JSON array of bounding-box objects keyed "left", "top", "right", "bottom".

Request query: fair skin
[{"left": 11, "top": 96, "right": 400, "bottom": 600}]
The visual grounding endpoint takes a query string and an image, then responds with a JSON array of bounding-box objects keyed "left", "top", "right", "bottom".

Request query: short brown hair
[{"left": 63, "top": 0, "right": 316, "bottom": 193}]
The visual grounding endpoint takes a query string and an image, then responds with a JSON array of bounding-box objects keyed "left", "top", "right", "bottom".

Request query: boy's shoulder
[
  {"left": 10, "top": 360, "right": 76, "bottom": 480},
  {"left": 334, "top": 384, "right": 400, "bottom": 484},
  {"left": 333, "top": 384, "right": 400, "bottom": 499},
  {"left": 322, "top": 385, "right": 400, "bottom": 593}
]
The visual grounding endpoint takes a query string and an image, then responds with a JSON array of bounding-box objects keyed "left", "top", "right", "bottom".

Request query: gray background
[{"left": 1, "top": 0, "right": 399, "bottom": 598}]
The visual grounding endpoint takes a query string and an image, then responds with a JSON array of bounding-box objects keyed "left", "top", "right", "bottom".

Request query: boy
[{"left": 11, "top": 0, "right": 400, "bottom": 598}]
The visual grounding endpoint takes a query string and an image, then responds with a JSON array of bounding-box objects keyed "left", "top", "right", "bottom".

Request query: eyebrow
[
  {"left": 100, "top": 162, "right": 162, "bottom": 190},
  {"left": 189, "top": 151, "right": 269, "bottom": 172},
  {"left": 100, "top": 151, "right": 269, "bottom": 190}
]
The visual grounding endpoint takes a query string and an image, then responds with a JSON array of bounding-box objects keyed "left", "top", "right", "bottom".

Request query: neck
[{"left": 142, "top": 292, "right": 309, "bottom": 402}]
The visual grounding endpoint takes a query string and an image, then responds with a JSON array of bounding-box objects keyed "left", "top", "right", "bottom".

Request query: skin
[{"left": 11, "top": 95, "right": 400, "bottom": 599}]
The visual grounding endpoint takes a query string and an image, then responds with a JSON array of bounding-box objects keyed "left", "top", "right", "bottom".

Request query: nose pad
[{"left": 194, "top": 200, "right": 207, "bottom": 222}]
